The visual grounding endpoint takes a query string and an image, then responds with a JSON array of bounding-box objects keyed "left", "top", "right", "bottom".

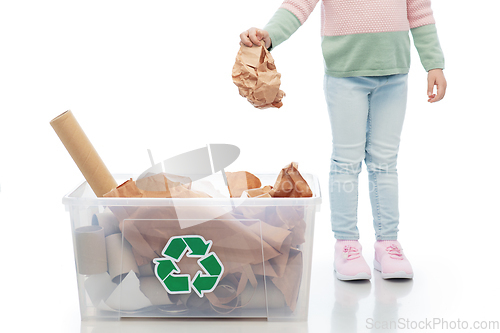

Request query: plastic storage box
[{"left": 63, "top": 173, "right": 321, "bottom": 321}]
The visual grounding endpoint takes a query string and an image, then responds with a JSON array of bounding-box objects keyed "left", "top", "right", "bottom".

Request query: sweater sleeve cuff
[
  {"left": 411, "top": 24, "right": 445, "bottom": 72},
  {"left": 264, "top": 8, "right": 301, "bottom": 51}
]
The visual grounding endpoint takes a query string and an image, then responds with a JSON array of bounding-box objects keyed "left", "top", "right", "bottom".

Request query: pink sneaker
[
  {"left": 374, "top": 240, "right": 414, "bottom": 279},
  {"left": 334, "top": 240, "right": 371, "bottom": 281}
]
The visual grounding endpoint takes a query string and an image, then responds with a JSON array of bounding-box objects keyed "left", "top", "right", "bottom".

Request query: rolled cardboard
[
  {"left": 139, "top": 276, "right": 175, "bottom": 306},
  {"left": 50, "top": 110, "right": 117, "bottom": 197},
  {"left": 178, "top": 292, "right": 208, "bottom": 309},
  {"left": 92, "top": 211, "right": 120, "bottom": 236},
  {"left": 75, "top": 226, "right": 108, "bottom": 275},
  {"left": 138, "top": 261, "right": 155, "bottom": 277},
  {"left": 105, "top": 233, "right": 140, "bottom": 283}
]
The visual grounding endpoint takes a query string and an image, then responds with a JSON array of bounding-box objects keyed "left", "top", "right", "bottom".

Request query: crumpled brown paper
[
  {"left": 226, "top": 171, "right": 262, "bottom": 198},
  {"left": 102, "top": 167, "right": 312, "bottom": 312},
  {"left": 105, "top": 173, "right": 211, "bottom": 200},
  {"left": 242, "top": 185, "right": 272, "bottom": 198},
  {"left": 232, "top": 41, "right": 285, "bottom": 109},
  {"left": 270, "top": 162, "right": 313, "bottom": 198}
]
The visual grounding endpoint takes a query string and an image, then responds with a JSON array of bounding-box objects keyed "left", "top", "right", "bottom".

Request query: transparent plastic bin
[{"left": 62, "top": 173, "right": 321, "bottom": 321}]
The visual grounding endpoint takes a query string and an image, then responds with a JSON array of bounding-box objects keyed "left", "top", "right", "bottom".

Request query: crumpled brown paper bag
[
  {"left": 270, "top": 162, "right": 313, "bottom": 198},
  {"left": 232, "top": 41, "right": 285, "bottom": 109}
]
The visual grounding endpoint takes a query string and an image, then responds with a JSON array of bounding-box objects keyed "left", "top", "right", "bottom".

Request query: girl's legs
[
  {"left": 324, "top": 73, "right": 411, "bottom": 279},
  {"left": 325, "top": 74, "right": 374, "bottom": 280},
  {"left": 365, "top": 74, "right": 408, "bottom": 240},
  {"left": 324, "top": 75, "right": 373, "bottom": 240},
  {"left": 364, "top": 74, "right": 413, "bottom": 279},
  {"left": 324, "top": 74, "right": 408, "bottom": 240}
]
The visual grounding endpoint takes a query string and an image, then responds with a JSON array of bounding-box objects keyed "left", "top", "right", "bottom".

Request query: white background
[{"left": 1, "top": 0, "right": 499, "bottom": 332}]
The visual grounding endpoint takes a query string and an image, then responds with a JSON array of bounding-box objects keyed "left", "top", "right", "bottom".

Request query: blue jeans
[{"left": 323, "top": 74, "right": 408, "bottom": 240}]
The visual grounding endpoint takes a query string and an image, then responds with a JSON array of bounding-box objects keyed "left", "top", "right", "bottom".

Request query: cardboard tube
[
  {"left": 139, "top": 276, "right": 175, "bottom": 306},
  {"left": 92, "top": 211, "right": 120, "bottom": 236},
  {"left": 178, "top": 292, "right": 208, "bottom": 309},
  {"left": 138, "top": 261, "right": 155, "bottom": 277},
  {"left": 50, "top": 110, "right": 117, "bottom": 197},
  {"left": 75, "top": 226, "right": 108, "bottom": 275},
  {"left": 105, "top": 233, "right": 140, "bottom": 283}
]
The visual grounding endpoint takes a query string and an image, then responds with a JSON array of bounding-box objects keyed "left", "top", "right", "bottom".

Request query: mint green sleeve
[
  {"left": 411, "top": 24, "right": 445, "bottom": 72},
  {"left": 263, "top": 8, "right": 301, "bottom": 51}
]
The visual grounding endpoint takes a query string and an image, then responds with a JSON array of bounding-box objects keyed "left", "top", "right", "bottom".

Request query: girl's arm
[
  {"left": 408, "top": 0, "right": 447, "bottom": 102},
  {"left": 240, "top": 1, "right": 319, "bottom": 51}
]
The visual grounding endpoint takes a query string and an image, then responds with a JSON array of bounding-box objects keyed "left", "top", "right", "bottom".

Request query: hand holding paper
[
  {"left": 239, "top": 27, "right": 271, "bottom": 49},
  {"left": 232, "top": 41, "right": 285, "bottom": 109}
]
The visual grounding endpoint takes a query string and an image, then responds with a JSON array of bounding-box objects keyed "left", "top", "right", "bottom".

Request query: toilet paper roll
[
  {"left": 139, "top": 276, "right": 175, "bottom": 306},
  {"left": 92, "top": 211, "right": 120, "bottom": 236},
  {"left": 75, "top": 226, "right": 108, "bottom": 275},
  {"left": 178, "top": 292, "right": 209, "bottom": 309},
  {"left": 138, "top": 261, "right": 155, "bottom": 277},
  {"left": 105, "top": 233, "right": 139, "bottom": 283}
]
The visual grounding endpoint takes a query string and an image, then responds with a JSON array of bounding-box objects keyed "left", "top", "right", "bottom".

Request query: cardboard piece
[
  {"left": 232, "top": 41, "right": 285, "bottom": 109},
  {"left": 50, "top": 110, "right": 117, "bottom": 197}
]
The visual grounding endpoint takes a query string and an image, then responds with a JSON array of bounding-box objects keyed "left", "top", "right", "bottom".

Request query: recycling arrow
[
  {"left": 183, "top": 236, "right": 212, "bottom": 257},
  {"left": 152, "top": 257, "right": 191, "bottom": 294},
  {"left": 162, "top": 237, "right": 187, "bottom": 260},
  {"left": 154, "top": 257, "right": 177, "bottom": 278},
  {"left": 153, "top": 235, "right": 224, "bottom": 297},
  {"left": 192, "top": 272, "right": 219, "bottom": 298},
  {"left": 199, "top": 253, "right": 223, "bottom": 275}
]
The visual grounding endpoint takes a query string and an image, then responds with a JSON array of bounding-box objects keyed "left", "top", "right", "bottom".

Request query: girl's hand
[
  {"left": 427, "top": 69, "right": 447, "bottom": 103},
  {"left": 240, "top": 27, "right": 271, "bottom": 49}
]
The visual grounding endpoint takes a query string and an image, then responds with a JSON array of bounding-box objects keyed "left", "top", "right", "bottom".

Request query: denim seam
[{"left": 366, "top": 94, "right": 382, "bottom": 239}]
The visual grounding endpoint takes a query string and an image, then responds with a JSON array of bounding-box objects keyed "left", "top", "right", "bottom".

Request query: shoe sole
[
  {"left": 373, "top": 259, "right": 413, "bottom": 279},
  {"left": 334, "top": 269, "right": 371, "bottom": 281}
]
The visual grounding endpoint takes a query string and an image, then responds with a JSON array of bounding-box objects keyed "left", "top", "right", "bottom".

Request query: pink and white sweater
[{"left": 264, "top": 0, "right": 445, "bottom": 77}]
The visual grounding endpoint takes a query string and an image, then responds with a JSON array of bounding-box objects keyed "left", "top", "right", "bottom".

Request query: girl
[{"left": 240, "top": 0, "right": 446, "bottom": 280}]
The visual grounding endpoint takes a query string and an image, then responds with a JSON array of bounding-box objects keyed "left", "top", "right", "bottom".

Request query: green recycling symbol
[{"left": 153, "top": 235, "right": 224, "bottom": 298}]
